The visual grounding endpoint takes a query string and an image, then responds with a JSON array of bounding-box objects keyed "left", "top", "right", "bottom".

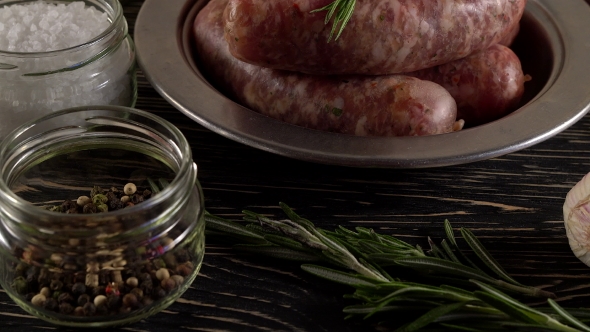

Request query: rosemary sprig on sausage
[{"left": 310, "top": 0, "right": 356, "bottom": 42}]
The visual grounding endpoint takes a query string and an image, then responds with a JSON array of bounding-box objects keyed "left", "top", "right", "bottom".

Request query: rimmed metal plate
[{"left": 134, "top": 0, "right": 590, "bottom": 168}]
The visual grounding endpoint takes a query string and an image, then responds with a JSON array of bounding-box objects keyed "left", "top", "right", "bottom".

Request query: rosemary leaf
[
  {"left": 279, "top": 202, "right": 315, "bottom": 229},
  {"left": 263, "top": 234, "right": 309, "bottom": 252},
  {"left": 444, "top": 220, "right": 485, "bottom": 272},
  {"left": 471, "top": 280, "right": 574, "bottom": 331},
  {"left": 310, "top": 0, "right": 356, "bottom": 42},
  {"left": 548, "top": 299, "right": 590, "bottom": 332},
  {"left": 204, "top": 213, "right": 269, "bottom": 244},
  {"left": 396, "top": 302, "right": 468, "bottom": 332},
  {"left": 441, "top": 239, "right": 461, "bottom": 264},
  {"left": 301, "top": 264, "right": 380, "bottom": 287},
  {"left": 473, "top": 291, "right": 540, "bottom": 325},
  {"left": 461, "top": 227, "right": 523, "bottom": 286},
  {"left": 394, "top": 257, "right": 497, "bottom": 284},
  {"left": 428, "top": 236, "right": 449, "bottom": 260}
]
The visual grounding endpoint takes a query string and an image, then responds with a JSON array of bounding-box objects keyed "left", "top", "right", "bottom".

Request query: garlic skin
[{"left": 563, "top": 173, "right": 590, "bottom": 266}]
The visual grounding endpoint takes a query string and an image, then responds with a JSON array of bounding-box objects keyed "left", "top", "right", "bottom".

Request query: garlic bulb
[{"left": 563, "top": 172, "right": 590, "bottom": 266}]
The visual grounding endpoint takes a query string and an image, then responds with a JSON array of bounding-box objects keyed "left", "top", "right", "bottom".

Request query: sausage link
[
  {"left": 195, "top": 0, "right": 460, "bottom": 137},
  {"left": 224, "top": 0, "right": 526, "bottom": 75},
  {"left": 407, "top": 44, "right": 526, "bottom": 126}
]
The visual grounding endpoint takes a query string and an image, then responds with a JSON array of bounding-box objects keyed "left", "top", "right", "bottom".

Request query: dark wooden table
[{"left": 2, "top": 1, "right": 590, "bottom": 331}]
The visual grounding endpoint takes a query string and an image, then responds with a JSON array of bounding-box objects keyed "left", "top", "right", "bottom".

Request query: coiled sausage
[
  {"left": 223, "top": 0, "right": 527, "bottom": 75},
  {"left": 408, "top": 44, "right": 526, "bottom": 126},
  {"left": 194, "top": 0, "right": 461, "bottom": 137}
]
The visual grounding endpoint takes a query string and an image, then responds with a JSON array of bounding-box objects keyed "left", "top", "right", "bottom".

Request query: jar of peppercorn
[{"left": 0, "top": 105, "right": 205, "bottom": 327}]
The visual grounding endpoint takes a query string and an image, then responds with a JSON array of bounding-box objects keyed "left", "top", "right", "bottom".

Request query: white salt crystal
[
  {"left": 0, "top": 1, "right": 134, "bottom": 139},
  {"left": 0, "top": 1, "right": 110, "bottom": 52}
]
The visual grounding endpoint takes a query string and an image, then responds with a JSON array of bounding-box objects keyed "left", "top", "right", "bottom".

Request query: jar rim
[
  {"left": 0, "top": 0, "right": 124, "bottom": 56},
  {"left": 0, "top": 105, "right": 197, "bottom": 226}
]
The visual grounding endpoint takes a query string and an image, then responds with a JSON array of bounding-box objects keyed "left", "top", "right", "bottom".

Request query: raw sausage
[
  {"left": 194, "top": 0, "right": 460, "bottom": 137},
  {"left": 407, "top": 44, "right": 526, "bottom": 126},
  {"left": 223, "top": 0, "right": 527, "bottom": 75}
]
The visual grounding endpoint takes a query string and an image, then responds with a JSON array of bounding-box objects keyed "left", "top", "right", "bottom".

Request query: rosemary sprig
[
  {"left": 201, "top": 202, "right": 590, "bottom": 331},
  {"left": 310, "top": 0, "right": 356, "bottom": 42}
]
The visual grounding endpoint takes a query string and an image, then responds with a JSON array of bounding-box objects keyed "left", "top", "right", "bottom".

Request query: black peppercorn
[
  {"left": 25, "top": 293, "right": 35, "bottom": 302},
  {"left": 61, "top": 200, "right": 77, "bottom": 211},
  {"left": 122, "top": 293, "right": 138, "bottom": 308},
  {"left": 153, "top": 287, "right": 166, "bottom": 299},
  {"left": 37, "top": 269, "right": 50, "bottom": 287},
  {"left": 176, "top": 263, "right": 192, "bottom": 277},
  {"left": 83, "top": 203, "right": 97, "bottom": 214},
  {"left": 175, "top": 249, "right": 190, "bottom": 263},
  {"left": 73, "top": 306, "right": 85, "bottom": 316},
  {"left": 163, "top": 253, "right": 177, "bottom": 269},
  {"left": 72, "top": 282, "right": 86, "bottom": 296},
  {"left": 44, "top": 298, "right": 58, "bottom": 311},
  {"left": 91, "top": 286, "right": 106, "bottom": 298},
  {"left": 107, "top": 295, "right": 120, "bottom": 310},
  {"left": 83, "top": 302, "right": 96, "bottom": 316},
  {"left": 130, "top": 287, "right": 143, "bottom": 300},
  {"left": 131, "top": 194, "right": 144, "bottom": 204},
  {"left": 25, "top": 266, "right": 39, "bottom": 283},
  {"left": 50, "top": 279, "right": 63, "bottom": 291},
  {"left": 58, "top": 292, "right": 74, "bottom": 304},
  {"left": 139, "top": 280, "right": 153, "bottom": 294},
  {"left": 77, "top": 294, "right": 90, "bottom": 306},
  {"left": 161, "top": 278, "right": 176, "bottom": 292},
  {"left": 59, "top": 302, "right": 74, "bottom": 315}
]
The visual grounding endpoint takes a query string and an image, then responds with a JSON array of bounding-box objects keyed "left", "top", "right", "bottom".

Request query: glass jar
[
  {"left": 0, "top": 0, "right": 137, "bottom": 140},
  {"left": 0, "top": 105, "right": 205, "bottom": 327}
]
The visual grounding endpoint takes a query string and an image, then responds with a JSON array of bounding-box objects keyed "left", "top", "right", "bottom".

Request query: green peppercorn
[
  {"left": 92, "top": 194, "right": 108, "bottom": 205},
  {"left": 11, "top": 276, "right": 28, "bottom": 295},
  {"left": 90, "top": 186, "right": 103, "bottom": 198},
  {"left": 96, "top": 204, "right": 108, "bottom": 213}
]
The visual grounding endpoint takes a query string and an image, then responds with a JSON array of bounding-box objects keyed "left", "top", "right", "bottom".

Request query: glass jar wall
[
  {"left": 0, "top": 106, "right": 204, "bottom": 327},
  {"left": 0, "top": 0, "right": 137, "bottom": 140}
]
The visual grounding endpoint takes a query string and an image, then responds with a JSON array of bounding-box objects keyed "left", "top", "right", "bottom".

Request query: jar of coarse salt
[{"left": 0, "top": 0, "right": 137, "bottom": 140}]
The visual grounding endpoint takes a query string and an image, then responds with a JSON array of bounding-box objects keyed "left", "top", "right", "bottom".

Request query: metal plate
[{"left": 134, "top": 0, "right": 590, "bottom": 168}]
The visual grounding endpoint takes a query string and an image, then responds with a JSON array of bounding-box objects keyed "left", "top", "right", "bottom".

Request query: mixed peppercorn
[{"left": 9, "top": 183, "right": 196, "bottom": 317}]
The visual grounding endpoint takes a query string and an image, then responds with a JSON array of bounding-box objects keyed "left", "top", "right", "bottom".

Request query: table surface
[{"left": 3, "top": 1, "right": 590, "bottom": 331}]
